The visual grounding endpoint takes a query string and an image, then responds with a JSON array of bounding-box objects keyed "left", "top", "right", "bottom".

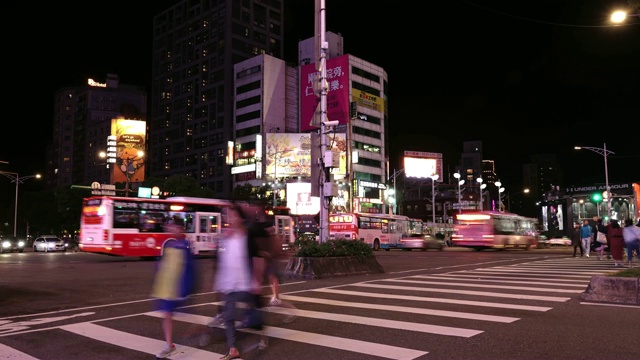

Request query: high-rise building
[
  {"left": 148, "top": 0, "right": 285, "bottom": 195},
  {"left": 46, "top": 74, "right": 147, "bottom": 190}
]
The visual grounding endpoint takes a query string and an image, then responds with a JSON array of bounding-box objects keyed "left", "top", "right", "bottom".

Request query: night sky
[{"left": 3, "top": 0, "right": 639, "bottom": 191}]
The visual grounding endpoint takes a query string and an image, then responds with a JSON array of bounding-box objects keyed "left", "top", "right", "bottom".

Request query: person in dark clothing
[{"left": 572, "top": 222, "right": 583, "bottom": 257}]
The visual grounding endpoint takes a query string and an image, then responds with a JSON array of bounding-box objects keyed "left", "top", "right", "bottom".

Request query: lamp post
[
  {"left": 429, "top": 174, "right": 439, "bottom": 224},
  {"left": 1, "top": 171, "right": 41, "bottom": 238},
  {"left": 574, "top": 144, "right": 614, "bottom": 218},
  {"left": 495, "top": 181, "right": 505, "bottom": 212},
  {"left": 477, "top": 177, "right": 485, "bottom": 211},
  {"left": 388, "top": 168, "right": 404, "bottom": 214},
  {"left": 453, "top": 172, "right": 465, "bottom": 213}
]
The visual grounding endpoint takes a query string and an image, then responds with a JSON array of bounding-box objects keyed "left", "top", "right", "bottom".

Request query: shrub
[
  {"left": 607, "top": 268, "right": 640, "bottom": 278},
  {"left": 292, "top": 238, "right": 374, "bottom": 259}
]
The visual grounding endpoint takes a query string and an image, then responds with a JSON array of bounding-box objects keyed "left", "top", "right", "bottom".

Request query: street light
[
  {"left": 388, "top": 168, "right": 404, "bottom": 214},
  {"left": 495, "top": 181, "right": 505, "bottom": 212},
  {"left": 611, "top": 10, "right": 640, "bottom": 23},
  {"left": 428, "top": 174, "right": 439, "bottom": 224},
  {"left": 477, "top": 177, "right": 486, "bottom": 211},
  {"left": 453, "top": 172, "right": 465, "bottom": 213},
  {"left": 1, "top": 171, "right": 41, "bottom": 238},
  {"left": 574, "top": 144, "right": 614, "bottom": 218}
]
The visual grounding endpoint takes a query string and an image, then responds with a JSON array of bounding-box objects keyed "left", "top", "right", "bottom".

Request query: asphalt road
[{"left": 0, "top": 247, "right": 638, "bottom": 360}]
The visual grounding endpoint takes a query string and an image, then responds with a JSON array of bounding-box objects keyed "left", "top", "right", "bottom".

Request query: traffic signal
[{"left": 591, "top": 193, "right": 602, "bottom": 202}]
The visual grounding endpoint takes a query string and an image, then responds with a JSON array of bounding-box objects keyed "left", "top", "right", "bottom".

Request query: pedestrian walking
[
  {"left": 150, "top": 216, "right": 196, "bottom": 359},
  {"left": 214, "top": 203, "right": 265, "bottom": 360},
  {"left": 579, "top": 220, "right": 593, "bottom": 257},
  {"left": 606, "top": 219, "right": 625, "bottom": 267},
  {"left": 622, "top": 218, "right": 640, "bottom": 268},
  {"left": 571, "top": 222, "right": 583, "bottom": 257}
]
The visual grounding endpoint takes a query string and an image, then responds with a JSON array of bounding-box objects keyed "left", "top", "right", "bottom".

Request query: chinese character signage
[{"left": 300, "top": 55, "right": 350, "bottom": 131}]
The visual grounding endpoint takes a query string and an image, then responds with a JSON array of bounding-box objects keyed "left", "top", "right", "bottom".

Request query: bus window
[{"left": 114, "top": 209, "right": 139, "bottom": 229}]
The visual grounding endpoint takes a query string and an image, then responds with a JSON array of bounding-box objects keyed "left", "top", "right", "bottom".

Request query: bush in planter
[{"left": 292, "top": 238, "right": 374, "bottom": 259}]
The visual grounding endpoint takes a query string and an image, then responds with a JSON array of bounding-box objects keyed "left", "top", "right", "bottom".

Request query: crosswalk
[{"left": 0, "top": 257, "right": 622, "bottom": 360}]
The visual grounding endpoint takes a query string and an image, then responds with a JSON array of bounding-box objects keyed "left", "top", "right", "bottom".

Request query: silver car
[{"left": 32, "top": 236, "right": 66, "bottom": 252}]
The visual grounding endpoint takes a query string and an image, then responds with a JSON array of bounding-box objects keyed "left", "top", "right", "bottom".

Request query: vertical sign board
[
  {"left": 111, "top": 119, "right": 146, "bottom": 185},
  {"left": 300, "top": 55, "right": 351, "bottom": 132}
]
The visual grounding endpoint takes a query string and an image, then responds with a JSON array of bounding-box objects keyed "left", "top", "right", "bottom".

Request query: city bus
[
  {"left": 79, "top": 195, "right": 233, "bottom": 258},
  {"left": 328, "top": 212, "right": 425, "bottom": 251},
  {"left": 451, "top": 211, "right": 539, "bottom": 250}
]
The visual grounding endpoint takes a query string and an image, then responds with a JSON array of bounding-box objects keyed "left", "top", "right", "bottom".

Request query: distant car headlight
[
  {"left": 1, "top": 241, "right": 9, "bottom": 248},
  {"left": 18, "top": 241, "right": 25, "bottom": 247}
]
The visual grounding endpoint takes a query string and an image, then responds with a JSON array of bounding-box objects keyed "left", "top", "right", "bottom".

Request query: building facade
[
  {"left": 148, "top": 0, "right": 285, "bottom": 196},
  {"left": 46, "top": 74, "right": 147, "bottom": 190}
]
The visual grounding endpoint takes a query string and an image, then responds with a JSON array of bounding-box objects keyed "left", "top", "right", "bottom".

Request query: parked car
[
  {"left": 1, "top": 237, "right": 25, "bottom": 253},
  {"left": 32, "top": 235, "right": 66, "bottom": 252}
]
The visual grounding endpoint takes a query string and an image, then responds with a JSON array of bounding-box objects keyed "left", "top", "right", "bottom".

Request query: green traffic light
[{"left": 591, "top": 193, "right": 602, "bottom": 202}]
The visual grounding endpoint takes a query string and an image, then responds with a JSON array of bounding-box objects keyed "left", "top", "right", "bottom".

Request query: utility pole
[{"left": 318, "top": 0, "right": 329, "bottom": 243}]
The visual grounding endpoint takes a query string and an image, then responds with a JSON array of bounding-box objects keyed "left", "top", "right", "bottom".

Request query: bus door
[
  {"left": 194, "top": 212, "right": 222, "bottom": 254},
  {"left": 274, "top": 215, "right": 293, "bottom": 250}
]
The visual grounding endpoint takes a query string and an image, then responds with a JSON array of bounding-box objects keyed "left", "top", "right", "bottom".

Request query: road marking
[
  {"left": 388, "top": 279, "right": 583, "bottom": 294},
  {"left": 312, "top": 288, "right": 552, "bottom": 311},
  {"left": 0, "top": 343, "right": 39, "bottom": 359},
  {"left": 60, "top": 322, "right": 222, "bottom": 360},
  {"left": 279, "top": 295, "right": 518, "bottom": 323},
  {"left": 416, "top": 275, "right": 587, "bottom": 287},
  {"left": 350, "top": 283, "right": 571, "bottom": 302},
  {"left": 146, "top": 312, "right": 428, "bottom": 360},
  {"left": 476, "top": 267, "right": 605, "bottom": 275},
  {"left": 457, "top": 270, "right": 593, "bottom": 279},
  {"left": 434, "top": 273, "right": 589, "bottom": 283}
]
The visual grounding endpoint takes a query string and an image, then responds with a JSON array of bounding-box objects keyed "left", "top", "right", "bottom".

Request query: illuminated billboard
[
  {"left": 286, "top": 182, "right": 320, "bottom": 215},
  {"left": 110, "top": 119, "right": 146, "bottom": 185},
  {"left": 351, "top": 88, "right": 384, "bottom": 113},
  {"left": 300, "top": 55, "right": 350, "bottom": 132},
  {"left": 403, "top": 151, "right": 443, "bottom": 180},
  {"left": 266, "top": 133, "right": 312, "bottom": 177}
]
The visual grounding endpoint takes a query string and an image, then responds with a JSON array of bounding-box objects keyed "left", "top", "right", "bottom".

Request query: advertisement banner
[
  {"left": 111, "top": 119, "right": 146, "bottom": 185},
  {"left": 403, "top": 152, "right": 443, "bottom": 181},
  {"left": 327, "top": 133, "right": 348, "bottom": 175},
  {"left": 266, "top": 133, "right": 312, "bottom": 177},
  {"left": 300, "top": 55, "right": 350, "bottom": 132},
  {"left": 351, "top": 88, "right": 384, "bottom": 113}
]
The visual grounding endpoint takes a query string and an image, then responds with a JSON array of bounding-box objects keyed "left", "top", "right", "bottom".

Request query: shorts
[
  {"left": 265, "top": 259, "right": 282, "bottom": 283},
  {"left": 154, "top": 298, "right": 185, "bottom": 313}
]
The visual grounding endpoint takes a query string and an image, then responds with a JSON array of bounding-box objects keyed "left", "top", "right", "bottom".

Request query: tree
[{"left": 163, "top": 175, "right": 215, "bottom": 198}]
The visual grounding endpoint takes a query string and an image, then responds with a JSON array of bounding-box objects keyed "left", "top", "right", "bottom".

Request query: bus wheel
[{"left": 373, "top": 240, "right": 380, "bottom": 251}]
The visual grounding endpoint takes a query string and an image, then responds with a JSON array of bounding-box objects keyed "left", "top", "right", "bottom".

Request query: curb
[{"left": 580, "top": 275, "right": 640, "bottom": 306}]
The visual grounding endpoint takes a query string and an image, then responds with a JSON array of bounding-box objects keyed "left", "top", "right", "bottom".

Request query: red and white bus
[
  {"left": 451, "top": 211, "right": 539, "bottom": 250},
  {"left": 79, "top": 196, "right": 233, "bottom": 258},
  {"left": 328, "top": 212, "right": 424, "bottom": 251}
]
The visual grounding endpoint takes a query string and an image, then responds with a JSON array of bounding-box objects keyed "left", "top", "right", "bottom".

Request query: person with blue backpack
[
  {"left": 580, "top": 219, "right": 593, "bottom": 257},
  {"left": 151, "top": 215, "right": 196, "bottom": 359}
]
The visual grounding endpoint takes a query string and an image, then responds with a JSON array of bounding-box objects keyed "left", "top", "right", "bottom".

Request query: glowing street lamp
[
  {"left": 453, "top": 172, "right": 465, "bottom": 213},
  {"left": 574, "top": 144, "right": 614, "bottom": 218},
  {"left": 611, "top": 10, "right": 640, "bottom": 23},
  {"left": 1, "top": 171, "right": 42, "bottom": 238},
  {"left": 477, "top": 177, "right": 486, "bottom": 211},
  {"left": 495, "top": 181, "right": 505, "bottom": 212},
  {"left": 429, "top": 174, "right": 439, "bottom": 224}
]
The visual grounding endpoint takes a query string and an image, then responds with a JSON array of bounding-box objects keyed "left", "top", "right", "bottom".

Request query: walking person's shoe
[
  {"left": 207, "top": 313, "right": 224, "bottom": 328},
  {"left": 269, "top": 297, "right": 282, "bottom": 306},
  {"left": 156, "top": 344, "right": 176, "bottom": 359}
]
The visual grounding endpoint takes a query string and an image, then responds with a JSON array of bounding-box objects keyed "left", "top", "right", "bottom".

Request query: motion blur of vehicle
[
  {"left": 1, "top": 236, "right": 25, "bottom": 253},
  {"left": 451, "top": 211, "right": 539, "bottom": 250}
]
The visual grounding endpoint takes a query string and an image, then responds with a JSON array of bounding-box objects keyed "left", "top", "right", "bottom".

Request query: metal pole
[
  {"left": 457, "top": 181, "right": 461, "bottom": 213},
  {"left": 431, "top": 179, "right": 436, "bottom": 224},
  {"left": 14, "top": 175, "right": 19, "bottom": 238},
  {"left": 603, "top": 142, "right": 611, "bottom": 218},
  {"left": 318, "top": 0, "right": 328, "bottom": 243},
  {"left": 273, "top": 153, "right": 277, "bottom": 207}
]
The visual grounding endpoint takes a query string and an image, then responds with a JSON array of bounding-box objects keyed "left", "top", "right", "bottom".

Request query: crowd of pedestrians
[
  {"left": 572, "top": 217, "right": 640, "bottom": 268},
  {"left": 150, "top": 202, "right": 297, "bottom": 360}
]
